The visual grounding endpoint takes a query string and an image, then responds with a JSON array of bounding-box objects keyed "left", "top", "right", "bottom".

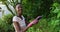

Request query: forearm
[
  {"left": 22, "top": 25, "right": 30, "bottom": 32},
  {"left": 22, "top": 22, "right": 34, "bottom": 32},
  {"left": 23, "top": 20, "right": 37, "bottom": 32},
  {"left": 23, "top": 16, "right": 42, "bottom": 32}
]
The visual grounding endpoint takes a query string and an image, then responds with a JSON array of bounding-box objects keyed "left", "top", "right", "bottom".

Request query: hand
[
  {"left": 36, "top": 16, "right": 42, "bottom": 20},
  {"left": 32, "top": 16, "right": 42, "bottom": 24},
  {"left": 27, "top": 16, "right": 42, "bottom": 27}
]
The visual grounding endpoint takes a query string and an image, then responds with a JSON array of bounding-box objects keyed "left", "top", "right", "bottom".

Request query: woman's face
[{"left": 16, "top": 4, "right": 22, "bottom": 15}]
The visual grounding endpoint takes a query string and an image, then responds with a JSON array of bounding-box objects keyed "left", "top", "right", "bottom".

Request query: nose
[{"left": 19, "top": 8, "right": 22, "bottom": 10}]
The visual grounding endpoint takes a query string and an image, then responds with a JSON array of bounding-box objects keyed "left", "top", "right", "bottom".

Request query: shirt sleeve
[
  {"left": 13, "top": 16, "right": 18, "bottom": 22},
  {"left": 22, "top": 15, "right": 25, "bottom": 21}
]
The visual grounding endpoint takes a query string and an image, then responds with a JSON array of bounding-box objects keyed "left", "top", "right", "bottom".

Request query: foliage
[
  {"left": 2, "top": 14, "right": 13, "bottom": 25},
  {"left": 0, "top": 14, "right": 14, "bottom": 32},
  {"left": 0, "top": 0, "right": 60, "bottom": 32},
  {"left": 47, "top": 2, "right": 60, "bottom": 32},
  {"left": 22, "top": 0, "right": 53, "bottom": 18}
]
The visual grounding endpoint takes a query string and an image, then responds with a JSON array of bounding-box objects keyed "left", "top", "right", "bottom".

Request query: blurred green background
[{"left": 0, "top": 0, "right": 60, "bottom": 32}]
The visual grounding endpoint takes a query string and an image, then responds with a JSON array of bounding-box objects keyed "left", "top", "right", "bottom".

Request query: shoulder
[
  {"left": 13, "top": 16, "right": 17, "bottom": 18},
  {"left": 22, "top": 15, "right": 25, "bottom": 20},
  {"left": 13, "top": 16, "right": 18, "bottom": 22},
  {"left": 13, "top": 16, "right": 18, "bottom": 20}
]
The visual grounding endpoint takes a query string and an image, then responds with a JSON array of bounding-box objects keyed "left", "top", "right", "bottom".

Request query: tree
[
  {"left": 0, "top": 0, "right": 53, "bottom": 18},
  {"left": 0, "top": 0, "right": 22, "bottom": 16}
]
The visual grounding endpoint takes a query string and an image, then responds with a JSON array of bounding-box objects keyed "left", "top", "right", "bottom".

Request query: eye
[{"left": 18, "top": 6, "right": 22, "bottom": 9}]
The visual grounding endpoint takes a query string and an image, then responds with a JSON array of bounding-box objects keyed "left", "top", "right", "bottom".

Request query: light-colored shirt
[{"left": 13, "top": 15, "right": 26, "bottom": 30}]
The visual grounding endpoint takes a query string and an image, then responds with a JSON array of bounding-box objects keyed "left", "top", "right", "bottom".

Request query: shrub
[{"left": 0, "top": 14, "right": 14, "bottom": 32}]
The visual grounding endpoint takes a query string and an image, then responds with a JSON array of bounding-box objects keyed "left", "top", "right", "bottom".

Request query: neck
[
  {"left": 17, "top": 14, "right": 23, "bottom": 20},
  {"left": 17, "top": 14, "right": 21, "bottom": 17}
]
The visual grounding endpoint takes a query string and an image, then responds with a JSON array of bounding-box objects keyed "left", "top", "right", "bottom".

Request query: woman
[{"left": 12, "top": 3, "right": 42, "bottom": 32}]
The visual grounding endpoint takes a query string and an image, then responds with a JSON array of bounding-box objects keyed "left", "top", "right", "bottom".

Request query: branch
[{"left": 3, "top": 1, "right": 15, "bottom": 15}]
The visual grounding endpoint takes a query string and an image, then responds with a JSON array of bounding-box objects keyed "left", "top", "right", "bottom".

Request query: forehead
[{"left": 16, "top": 4, "right": 22, "bottom": 8}]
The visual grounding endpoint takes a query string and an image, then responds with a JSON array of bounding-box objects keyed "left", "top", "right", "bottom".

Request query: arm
[
  {"left": 22, "top": 19, "right": 38, "bottom": 32},
  {"left": 22, "top": 16, "right": 42, "bottom": 32},
  {"left": 23, "top": 25, "right": 31, "bottom": 32},
  {"left": 13, "top": 21, "right": 21, "bottom": 32}
]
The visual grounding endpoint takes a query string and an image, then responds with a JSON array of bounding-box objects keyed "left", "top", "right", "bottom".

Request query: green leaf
[
  {"left": 53, "top": 3, "right": 59, "bottom": 7},
  {"left": 53, "top": 8, "right": 60, "bottom": 13},
  {"left": 57, "top": 13, "right": 60, "bottom": 18}
]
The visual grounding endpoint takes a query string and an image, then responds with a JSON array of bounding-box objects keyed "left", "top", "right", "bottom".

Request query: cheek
[
  {"left": 16, "top": 8, "right": 18, "bottom": 11},
  {"left": 18, "top": 11, "right": 22, "bottom": 13}
]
